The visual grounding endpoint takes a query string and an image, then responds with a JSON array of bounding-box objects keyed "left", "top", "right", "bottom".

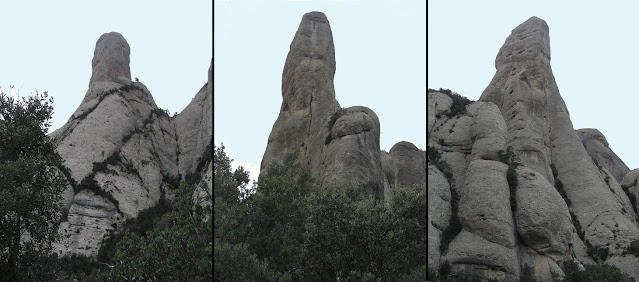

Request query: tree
[
  {"left": 0, "top": 91, "right": 68, "bottom": 280},
  {"left": 301, "top": 183, "right": 426, "bottom": 281},
  {"left": 73, "top": 180, "right": 212, "bottom": 281}
]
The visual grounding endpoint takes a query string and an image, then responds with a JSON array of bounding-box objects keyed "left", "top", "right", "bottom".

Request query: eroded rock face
[
  {"left": 480, "top": 16, "right": 639, "bottom": 259},
  {"left": 428, "top": 164, "right": 451, "bottom": 272},
  {"left": 429, "top": 16, "right": 639, "bottom": 280},
  {"left": 260, "top": 12, "right": 421, "bottom": 199},
  {"left": 515, "top": 166, "right": 572, "bottom": 262},
  {"left": 577, "top": 128, "right": 630, "bottom": 183},
  {"left": 384, "top": 141, "right": 426, "bottom": 188},
  {"left": 51, "top": 32, "right": 212, "bottom": 258}
]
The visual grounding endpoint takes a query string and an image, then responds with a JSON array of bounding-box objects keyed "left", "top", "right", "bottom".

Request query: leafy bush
[
  {"left": 571, "top": 211, "right": 585, "bottom": 241},
  {"left": 623, "top": 239, "right": 639, "bottom": 257},
  {"left": 440, "top": 189, "right": 461, "bottom": 255},
  {"left": 498, "top": 146, "right": 519, "bottom": 166},
  {"left": 507, "top": 165, "right": 518, "bottom": 212},
  {"left": 585, "top": 240, "right": 610, "bottom": 262},
  {"left": 562, "top": 260, "right": 634, "bottom": 282},
  {"left": 435, "top": 88, "right": 473, "bottom": 118},
  {"left": 520, "top": 264, "right": 537, "bottom": 282}
]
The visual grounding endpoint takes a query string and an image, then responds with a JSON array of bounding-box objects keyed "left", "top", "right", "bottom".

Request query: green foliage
[
  {"left": 214, "top": 239, "right": 283, "bottom": 281},
  {"left": 440, "top": 188, "right": 461, "bottom": 255},
  {"left": 585, "top": 240, "right": 610, "bottom": 262},
  {"left": 399, "top": 265, "right": 427, "bottom": 282},
  {"left": 624, "top": 239, "right": 639, "bottom": 257},
  {"left": 571, "top": 211, "right": 585, "bottom": 241},
  {"left": 562, "top": 260, "right": 634, "bottom": 282},
  {"left": 302, "top": 183, "right": 426, "bottom": 281},
  {"left": 433, "top": 88, "right": 473, "bottom": 118},
  {"left": 520, "top": 264, "right": 537, "bottom": 282},
  {"left": 213, "top": 144, "right": 425, "bottom": 280},
  {"left": 498, "top": 146, "right": 519, "bottom": 166},
  {"left": 78, "top": 181, "right": 212, "bottom": 281},
  {"left": 185, "top": 136, "right": 213, "bottom": 185},
  {"left": 428, "top": 145, "right": 453, "bottom": 181},
  {"left": 507, "top": 165, "right": 518, "bottom": 212},
  {"left": 96, "top": 194, "right": 172, "bottom": 264},
  {"left": 0, "top": 91, "right": 68, "bottom": 280},
  {"left": 75, "top": 172, "right": 120, "bottom": 212},
  {"left": 243, "top": 150, "right": 315, "bottom": 278}
]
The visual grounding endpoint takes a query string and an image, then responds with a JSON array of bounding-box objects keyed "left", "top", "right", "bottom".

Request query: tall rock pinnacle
[
  {"left": 261, "top": 12, "right": 389, "bottom": 198},
  {"left": 475, "top": 16, "right": 639, "bottom": 278},
  {"left": 89, "top": 32, "right": 132, "bottom": 88}
]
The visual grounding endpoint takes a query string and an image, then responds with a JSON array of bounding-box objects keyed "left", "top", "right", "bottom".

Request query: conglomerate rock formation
[
  {"left": 50, "top": 32, "right": 212, "bottom": 257},
  {"left": 428, "top": 17, "right": 639, "bottom": 281},
  {"left": 261, "top": 11, "right": 425, "bottom": 200}
]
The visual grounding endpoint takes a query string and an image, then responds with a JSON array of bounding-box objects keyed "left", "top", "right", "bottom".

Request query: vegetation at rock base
[
  {"left": 0, "top": 91, "right": 69, "bottom": 280},
  {"left": 621, "top": 183, "right": 638, "bottom": 214},
  {"left": 214, "top": 144, "right": 426, "bottom": 281},
  {"left": 585, "top": 240, "right": 610, "bottom": 263},
  {"left": 624, "top": 239, "right": 639, "bottom": 257},
  {"left": 562, "top": 260, "right": 634, "bottom": 282},
  {"left": 507, "top": 165, "right": 518, "bottom": 212},
  {"left": 428, "top": 88, "right": 473, "bottom": 118},
  {"left": 69, "top": 180, "right": 212, "bottom": 281}
]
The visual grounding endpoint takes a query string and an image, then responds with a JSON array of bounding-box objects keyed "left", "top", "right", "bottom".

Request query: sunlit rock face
[
  {"left": 51, "top": 32, "right": 212, "bottom": 258},
  {"left": 429, "top": 16, "right": 639, "bottom": 281}
]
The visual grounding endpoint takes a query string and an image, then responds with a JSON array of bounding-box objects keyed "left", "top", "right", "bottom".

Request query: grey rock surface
[
  {"left": 50, "top": 32, "right": 212, "bottom": 258},
  {"left": 89, "top": 32, "right": 132, "bottom": 88},
  {"left": 515, "top": 166, "right": 572, "bottom": 262},
  {"left": 260, "top": 12, "right": 420, "bottom": 199},
  {"left": 480, "top": 16, "right": 639, "bottom": 257},
  {"left": 577, "top": 128, "right": 630, "bottom": 183},
  {"left": 458, "top": 160, "right": 515, "bottom": 248},
  {"left": 428, "top": 164, "right": 451, "bottom": 272},
  {"left": 385, "top": 141, "right": 426, "bottom": 188},
  {"left": 445, "top": 230, "right": 520, "bottom": 281}
]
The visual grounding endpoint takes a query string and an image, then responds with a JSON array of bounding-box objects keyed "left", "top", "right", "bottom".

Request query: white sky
[
  {"left": 429, "top": 1, "right": 639, "bottom": 170},
  {"left": 0, "top": 1, "right": 212, "bottom": 134},
  {"left": 214, "top": 0, "right": 426, "bottom": 185}
]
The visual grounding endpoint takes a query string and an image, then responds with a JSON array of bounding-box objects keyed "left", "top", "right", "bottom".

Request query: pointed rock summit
[
  {"left": 51, "top": 32, "right": 212, "bottom": 258},
  {"left": 261, "top": 12, "right": 425, "bottom": 199},
  {"left": 89, "top": 32, "right": 132, "bottom": 88},
  {"left": 428, "top": 17, "right": 639, "bottom": 281}
]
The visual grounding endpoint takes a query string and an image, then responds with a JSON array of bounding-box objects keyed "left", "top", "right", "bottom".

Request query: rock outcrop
[
  {"left": 51, "top": 32, "right": 212, "bottom": 257},
  {"left": 429, "top": 16, "right": 639, "bottom": 281},
  {"left": 577, "top": 128, "right": 630, "bottom": 183},
  {"left": 260, "top": 12, "right": 424, "bottom": 199}
]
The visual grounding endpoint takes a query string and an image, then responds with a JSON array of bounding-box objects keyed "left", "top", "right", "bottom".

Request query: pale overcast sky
[
  {"left": 0, "top": 1, "right": 212, "bottom": 134},
  {"left": 214, "top": 0, "right": 426, "bottom": 184},
  {"left": 429, "top": 1, "right": 639, "bottom": 170}
]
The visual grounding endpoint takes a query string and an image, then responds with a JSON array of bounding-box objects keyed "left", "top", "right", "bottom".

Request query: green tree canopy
[{"left": 0, "top": 91, "right": 68, "bottom": 280}]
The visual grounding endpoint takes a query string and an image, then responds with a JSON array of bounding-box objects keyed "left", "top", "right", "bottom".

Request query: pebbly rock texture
[
  {"left": 260, "top": 12, "right": 424, "bottom": 199},
  {"left": 429, "top": 16, "right": 639, "bottom": 281},
  {"left": 577, "top": 128, "right": 630, "bottom": 183},
  {"left": 621, "top": 169, "right": 639, "bottom": 217},
  {"left": 51, "top": 32, "right": 212, "bottom": 258}
]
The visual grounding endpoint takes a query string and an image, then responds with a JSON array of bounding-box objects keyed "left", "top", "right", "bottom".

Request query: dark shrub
[{"left": 507, "top": 166, "right": 518, "bottom": 212}]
